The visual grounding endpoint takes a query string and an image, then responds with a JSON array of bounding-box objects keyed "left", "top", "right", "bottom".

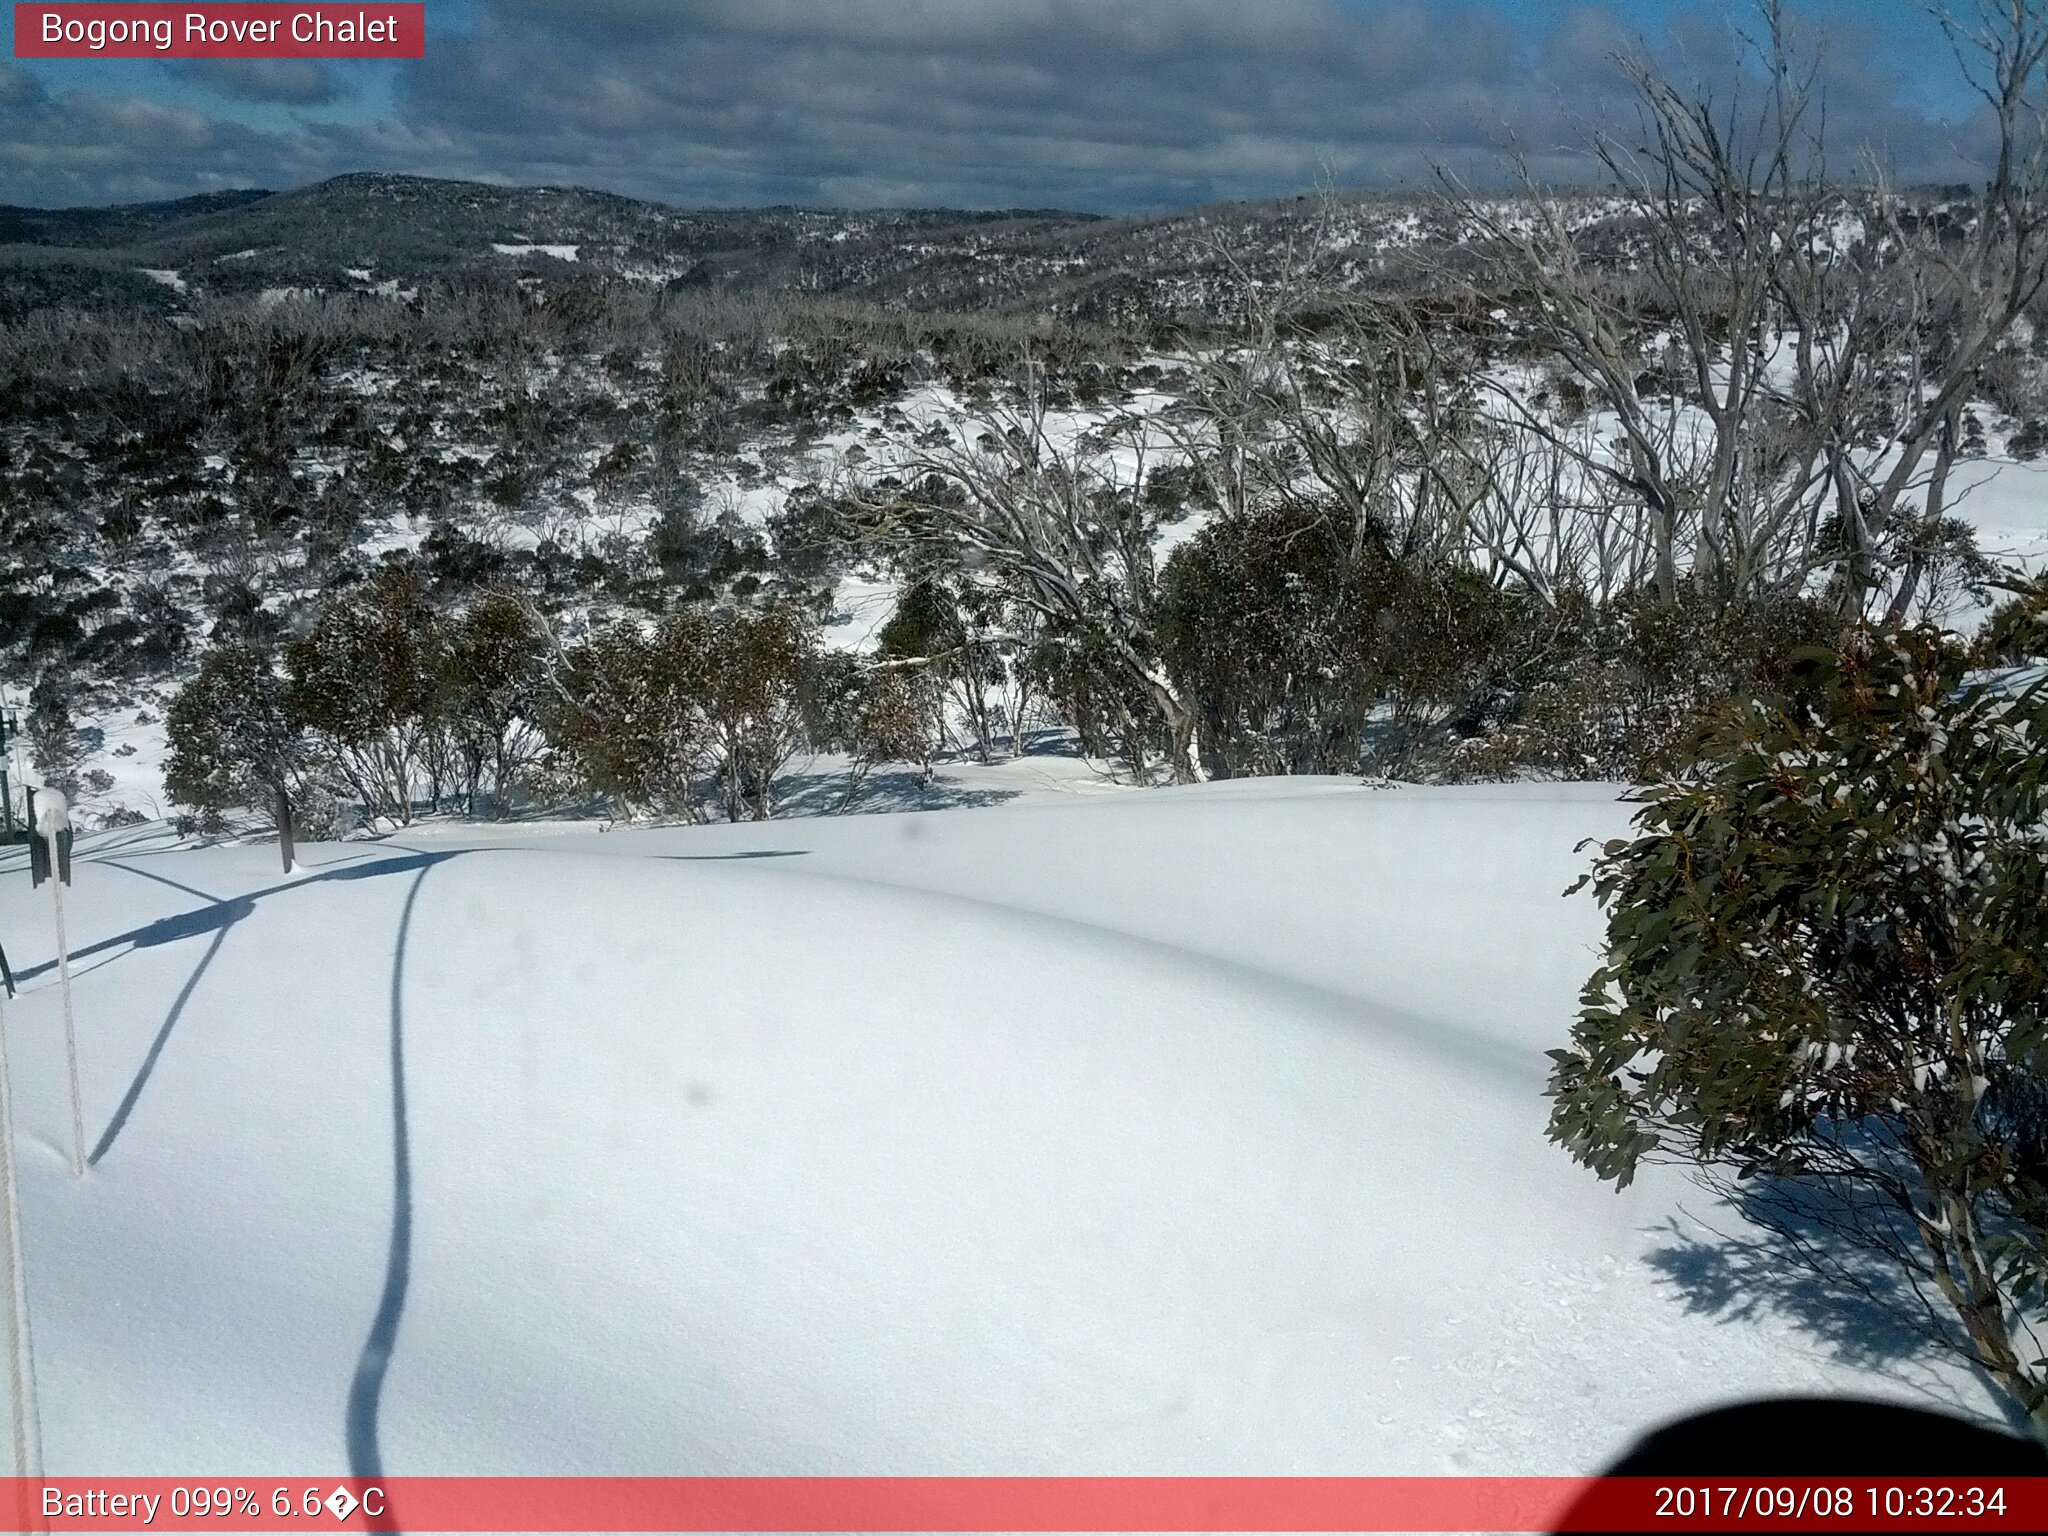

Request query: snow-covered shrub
[
  {"left": 2008, "top": 418, "right": 2048, "bottom": 461},
  {"left": 803, "top": 650, "right": 943, "bottom": 809},
  {"left": 1498, "top": 581, "right": 1836, "bottom": 781},
  {"left": 699, "top": 603, "right": 818, "bottom": 822},
  {"left": 543, "top": 616, "right": 708, "bottom": 822},
  {"left": 27, "top": 677, "right": 90, "bottom": 798},
  {"left": 543, "top": 603, "right": 824, "bottom": 823},
  {"left": 436, "top": 589, "right": 547, "bottom": 818},
  {"left": 876, "top": 578, "right": 1027, "bottom": 763},
  {"left": 1157, "top": 500, "right": 1381, "bottom": 777},
  {"left": 1549, "top": 627, "right": 2048, "bottom": 1423},
  {"left": 1980, "top": 575, "right": 2048, "bottom": 668},
  {"left": 1157, "top": 500, "right": 1529, "bottom": 780}
]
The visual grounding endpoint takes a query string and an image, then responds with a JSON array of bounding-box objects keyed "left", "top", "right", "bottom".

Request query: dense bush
[
  {"left": 1157, "top": 501, "right": 1535, "bottom": 779},
  {"left": 1157, "top": 502, "right": 1381, "bottom": 776},
  {"left": 1487, "top": 582, "right": 1841, "bottom": 781},
  {"left": 1550, "top": 628, "right": 2048, "bottom": 1422},
  {"left": 1980, "top": 576, "right": 2048, "bottom": 667},
  {"left": 284, "top": 562, "right": 447, "bottom": 822},
  {"left": 875, "top": 577, "right": 1033, "bottom": 761},
  {"left": 546, "top": 614, "right": 712, "bottom": 820},
  {"left": 437, "top": 591, "right": 547, "bottom": 817},
  {"left": 804, "top": 651, "right": 944, "bottom": 807}
]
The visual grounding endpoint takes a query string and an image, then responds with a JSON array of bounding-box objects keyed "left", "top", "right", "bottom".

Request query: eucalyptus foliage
[{"left": 1550, "top": 628, "right": 2048, "bottom": 1420}]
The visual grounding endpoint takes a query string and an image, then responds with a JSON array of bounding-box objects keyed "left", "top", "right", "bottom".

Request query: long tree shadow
[
  {"left": 1643, "top": 1177, "right": 2030, "bottom": 1428},
  {"left": 9, "top": 853, "right": 449, "bottom": 987},
  {"left": 773, "top": 764, "right": 1023, "bottom": 816},
  {"left": 346, "top": 855, "right": 444, "bottom": 1487},
  {"left": 88, "top": 897, "right": 253, "bottom": 1165}
]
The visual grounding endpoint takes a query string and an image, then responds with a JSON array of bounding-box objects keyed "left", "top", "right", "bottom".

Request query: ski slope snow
[{"left": 0, "top": 779, "right": 2012, "bottom": 1478}]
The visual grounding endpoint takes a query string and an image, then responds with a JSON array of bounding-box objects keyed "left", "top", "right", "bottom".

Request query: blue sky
[{"left": 0, "top": 2, "right": 2004, "bottom": 211}]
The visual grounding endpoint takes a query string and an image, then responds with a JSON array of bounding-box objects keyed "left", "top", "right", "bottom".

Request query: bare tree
[
  {"left": 853, "top": 365, "right": 1202, "bottom": 783},
  {"left": 1441, "top": 0, "right": 2048, "bottom": 617}
]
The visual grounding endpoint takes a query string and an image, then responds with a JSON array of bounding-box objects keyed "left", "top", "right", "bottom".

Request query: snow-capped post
[{"left": 32, "top": 792, "right": 84, "bottom": 1179}]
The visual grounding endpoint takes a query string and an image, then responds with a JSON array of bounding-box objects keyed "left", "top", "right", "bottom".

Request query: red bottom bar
[{"left": 5, "top": 1476, "right": 2046, "bottom": 1533}]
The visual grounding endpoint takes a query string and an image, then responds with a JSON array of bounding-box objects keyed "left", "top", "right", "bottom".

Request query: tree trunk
[{"left": 274, "top": 783, "right": 296, "bottom": 874}]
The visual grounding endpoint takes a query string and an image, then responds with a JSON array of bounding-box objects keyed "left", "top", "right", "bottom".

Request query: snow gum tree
[
  {"left": 164, "top": 641, "right": 308, "bottom": 863},
  {"left": 854, "top": 369, "right": 1200, "bottom": 783},
  {"left": 283, "top": 561, "right": 446, "bottom": 824},
  {"left": 546, "top": 613, "right": 712, "bottom": 822},
  {"left": 1549, "top": 629, "right": 2048, "bottom": 1421},
  {"left": 875, "top": 577, "right": 1031, "bottom": 762},
  {"left": 803, "top": 650, "right": 943, "bottom": 811},
  {"left": 701, "top": 604, "right": 816, "bottom": 822},
  {"left": 1448, "top": 0, "right": 2048, "bottom": 620},
  {"left": 437, "top": 589, "right": 547, "bottom": 817}
]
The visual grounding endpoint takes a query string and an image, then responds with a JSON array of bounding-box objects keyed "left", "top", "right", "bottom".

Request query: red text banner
[
  {"left": 14, "top": 5, "right": 425, "bottom": 59},
  {"left": 4, "top": 1476, "right": 2048, "bottom": 1532}
]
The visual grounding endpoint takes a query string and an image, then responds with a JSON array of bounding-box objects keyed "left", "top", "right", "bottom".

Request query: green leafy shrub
[{"left": 1549, "top": 627, "right": 2048, "bottom": 1421}]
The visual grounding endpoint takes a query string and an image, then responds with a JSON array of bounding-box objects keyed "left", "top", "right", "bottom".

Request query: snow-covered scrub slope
[{"left": 0, "top": 780, "right": 2003, "bottom": 1476}]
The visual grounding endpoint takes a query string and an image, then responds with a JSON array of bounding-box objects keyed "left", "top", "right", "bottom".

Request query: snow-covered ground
[
  {"left": 491, "top": 243, "right": 580, "bottom": 261},
  {"left": 1945, "top": 454, "right": 2048, "bottom": 627},
  {"left": 0, "top": 778, "right": 2008, "bottom": 1478}
]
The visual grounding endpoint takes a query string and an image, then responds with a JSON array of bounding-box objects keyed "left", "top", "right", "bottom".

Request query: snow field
[{"left": 0, "top": 782, "right": 2004, "bottom": 1477}]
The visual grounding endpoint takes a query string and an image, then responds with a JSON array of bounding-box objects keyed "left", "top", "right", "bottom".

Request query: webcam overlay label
[
  {"left": 2, "top": 1477, "right": 2046, "bottom": 1533},
  {"left": 15, "top": 4, "right": 424, "bottom": 58}
]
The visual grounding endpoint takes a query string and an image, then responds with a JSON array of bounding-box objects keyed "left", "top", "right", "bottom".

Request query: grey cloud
[
  {"left": 0, "top": 64, "right": 337, "bottom": 205},
  {"left": 186, "top": 58, "right": 344, "bottom": 106},
  {"left": 0, "top": 2, "right": 2002, "bottom": 212},
  {"left": 391, "top": 0, "right": 1570, "bottom": 204}
]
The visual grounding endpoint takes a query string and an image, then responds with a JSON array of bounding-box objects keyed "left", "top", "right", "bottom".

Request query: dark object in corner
[{"left": 1553, "top": 1397, "right": 2048, "bottom": 1533}]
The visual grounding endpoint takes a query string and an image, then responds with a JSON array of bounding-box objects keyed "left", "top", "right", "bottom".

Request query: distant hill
[
  {"left": 0, "top": 188, "right": 272, "bottom": 248},
  {"left": 0, "top": 171, "right": 1467, "bottom": 325},
  {"left": 0, "top": 173, "right": 1099, "bottom": 302}
]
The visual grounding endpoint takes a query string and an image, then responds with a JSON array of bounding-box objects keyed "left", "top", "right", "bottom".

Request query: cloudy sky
[{"left": 0, "top": 1, "right": 2007, "bottom": 212}]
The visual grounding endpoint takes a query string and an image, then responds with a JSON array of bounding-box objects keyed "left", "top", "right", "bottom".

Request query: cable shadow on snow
[
  {"left": 346, "top": 855, "right": 445, "bottom": 1489},
  {"left": 659, "top": 849, "right": 810, "bottom": 862},
  {"left": 98, "top": 859, "right": 224, "bottom": 905}
]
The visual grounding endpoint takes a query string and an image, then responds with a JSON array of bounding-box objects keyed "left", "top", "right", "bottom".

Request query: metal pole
[
  {"left": 47, "top": 873, "right": 83, "bottom": 1181},
  {"left": 33, "top": 795, "right": 84, "bottom": 1182},
  {"left": 0, "top": 966, "right": 44, "bottom": 1484}
]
